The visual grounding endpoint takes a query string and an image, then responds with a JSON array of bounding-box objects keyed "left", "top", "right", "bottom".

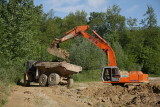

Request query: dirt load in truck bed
[{"left": 35, "top": 61, "right": 82, "bottom": 76}]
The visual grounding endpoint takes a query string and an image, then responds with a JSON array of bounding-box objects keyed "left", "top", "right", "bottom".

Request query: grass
[
  {"left": 0, "top": 66, "right": 22, "bottom": 107},
  {"left": 72, "top": 69, "right": 160, "bottom": 82},
  {"left": 0, "top": 82, "right": 11, "bottom": 107},
  {"left": 72, "top": 69, "right": 102, "bottom": 82},
  {"left": 149, "top": 74, "right": 160, "bottom": 77}
]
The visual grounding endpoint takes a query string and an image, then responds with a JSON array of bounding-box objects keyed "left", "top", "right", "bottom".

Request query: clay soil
[{"left": 5, "top": 78, "right": 160, "bottom": 107}]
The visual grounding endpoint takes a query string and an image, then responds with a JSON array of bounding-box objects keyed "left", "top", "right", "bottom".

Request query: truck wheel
[
  {"left": 48, "top": 73, "right": 60, "bottom": 86},
  {"left": 67, "top": 78, "right": 74, "bottom": 89},
  {"left": 39, "top": 74, "right": 48, "bottom": 87},
  {"left": 24, "top": 73, "right": 30, "bottom": 87}
]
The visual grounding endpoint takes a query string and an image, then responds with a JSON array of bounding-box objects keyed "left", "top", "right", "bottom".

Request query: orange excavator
[{"left": 48, "top": 25, "right": 149, "bottom": 85}]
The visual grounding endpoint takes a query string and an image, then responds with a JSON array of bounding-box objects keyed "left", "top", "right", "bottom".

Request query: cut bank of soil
[{"left": 5, "top": 78, "right": 160, "bottom": 107}]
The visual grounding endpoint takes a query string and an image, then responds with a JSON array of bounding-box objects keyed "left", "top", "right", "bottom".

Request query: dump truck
[{"left": 24, "top": 61, "right": 82, "bottom": 88}]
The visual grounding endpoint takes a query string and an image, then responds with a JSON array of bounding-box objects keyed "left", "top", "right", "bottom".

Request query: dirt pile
[
  {"left": 76, "top": 82, "right": 160, "bottom": 106},
  {"left": 46, "top": 82, "right": 160, "bottom": 106}
]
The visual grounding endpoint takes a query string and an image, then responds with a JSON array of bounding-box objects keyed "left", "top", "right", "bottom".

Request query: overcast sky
[{"left": 34, "top": 0, "right": 160, "bottom": 25}]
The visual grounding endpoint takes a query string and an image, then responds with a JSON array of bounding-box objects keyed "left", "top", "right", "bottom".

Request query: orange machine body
[
  {"left": 51, "top": 25, "right": 149, "bottom": 84},
  {"left": 104, "top": 71, "right": 148, "bottom": 83}
]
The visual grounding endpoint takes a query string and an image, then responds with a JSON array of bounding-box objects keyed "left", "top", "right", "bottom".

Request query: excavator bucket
[{"left": 47, "top": 39, "right": 69, "bottom": 59}]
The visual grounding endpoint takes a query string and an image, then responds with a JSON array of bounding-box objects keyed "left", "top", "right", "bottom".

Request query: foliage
[
  {"left": 127, "top": 17, "right": 137, "bottom": 30},
  {"left": 68, "top": 37, "right": 107, "bottom": 70},
  {"left": 62, "top": 10, "right": 87, "bottom": 31},
  {"left": 0, "top": 82, "right": 10, "bottom": 106},
  {"left": 72, "top": 69, "right": 102, "bottom": 82},
  {"left": 141, "top": 5, "right": 157, "bottom": 28}
]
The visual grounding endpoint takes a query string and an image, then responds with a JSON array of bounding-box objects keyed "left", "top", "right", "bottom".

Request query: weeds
[
  {"left": 0, "top": 61, "right": 24, "bottom": 106},
  {"left": 0, "top": 82, "right": 11, "bottom": 106}
]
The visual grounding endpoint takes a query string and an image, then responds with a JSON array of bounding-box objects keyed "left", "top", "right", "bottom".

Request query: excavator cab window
[{"left": 102, "top": 67, "right": 120, "bottom": 82}]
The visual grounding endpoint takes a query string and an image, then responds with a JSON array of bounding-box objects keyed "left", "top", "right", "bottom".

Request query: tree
[
  {"left": 62, "top": 10, "right": 87, "bottom": 30},
  {"left": 89, "top": 12, "right": 106, "bottom": 29},
  {"left": 89, "top": 5, "right": 126, "bottom": 41},
  {"left": 68, "top": 37, "right": 107, "bottom": 70},
  {"left": 127, "top": 17, "right": 137, "bottom": 30},
  {"left": 140, "top": 5, "right": 157, "bottom": 28},
  {"left": 105, "top": 5, "right": 126, "bottom": 34},
  {"left": 0, "top": 0, "right": 43, "bottom": 61}
]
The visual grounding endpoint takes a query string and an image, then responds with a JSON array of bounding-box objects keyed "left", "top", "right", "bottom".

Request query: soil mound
[{"left": 77, "top": 83, "right": 160, "bottom": 106}]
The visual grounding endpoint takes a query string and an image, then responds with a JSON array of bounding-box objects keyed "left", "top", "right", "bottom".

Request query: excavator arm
[{"left": 48, "top": 25, "right": 116, "bottom": 66}]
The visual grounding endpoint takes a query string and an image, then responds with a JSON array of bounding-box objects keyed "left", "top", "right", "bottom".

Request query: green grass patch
[
  {"left": 0, "top": 82, "right": 11, "bottom": 107},
  {"left": 0, "top": 64, "right": 23, "bottom": 107},
  {"left": 149, "top": 74, "right": 160, "bottom": 77},
  {"left": 72, "top": 69, "right": 102, "bottom": 82},
  {"left": 72, "top": 69, "right": 160, "bottom": 82}
]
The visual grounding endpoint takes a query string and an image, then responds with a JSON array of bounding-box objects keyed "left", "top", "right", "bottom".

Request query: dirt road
[{"left": 5, "top": 78, "right": 160, "bottom": 107}]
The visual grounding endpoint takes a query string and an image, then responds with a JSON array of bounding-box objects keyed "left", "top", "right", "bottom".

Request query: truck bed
[{"left": 34, "top": 61, "right": 82, "bottom": 76}]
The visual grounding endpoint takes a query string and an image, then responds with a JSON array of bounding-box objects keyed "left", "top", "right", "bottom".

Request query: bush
[
  {"left": 68, "top": 37, "right": 107, "bottom": 70},
  {"left": 0, "top": 60, "right": 25, "bottom": 106}
]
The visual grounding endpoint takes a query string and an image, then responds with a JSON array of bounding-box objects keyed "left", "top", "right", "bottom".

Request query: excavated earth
[{"left": 5, "top": 78, "right": 160, "bottom": 107}]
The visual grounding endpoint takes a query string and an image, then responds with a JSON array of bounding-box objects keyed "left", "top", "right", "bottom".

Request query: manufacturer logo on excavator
[{"left": 88, "top": 37, "right": 98, "bottom": 44}]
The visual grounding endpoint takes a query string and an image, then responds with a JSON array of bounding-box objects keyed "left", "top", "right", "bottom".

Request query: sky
[{"left": 34, "top": 0, "right": 160, "bottom": 25}]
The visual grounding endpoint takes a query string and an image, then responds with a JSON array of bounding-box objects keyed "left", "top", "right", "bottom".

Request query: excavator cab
[{"left": 102, "top": 67, "right": 120, "bottom": 82}]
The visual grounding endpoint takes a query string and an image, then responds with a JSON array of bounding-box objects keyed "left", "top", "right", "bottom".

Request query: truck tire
[
  {"left": 24, "top": 73, "right": 30, "bottom": 87},
  {"left": 48, "top": 73, "right": 60, "bottom": 86},
  {"left": 39, "top": 74, "right": 48, "bottom": 87},
  {"left": 67, "top": 78, "right": 74, "bottom": 88}
]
